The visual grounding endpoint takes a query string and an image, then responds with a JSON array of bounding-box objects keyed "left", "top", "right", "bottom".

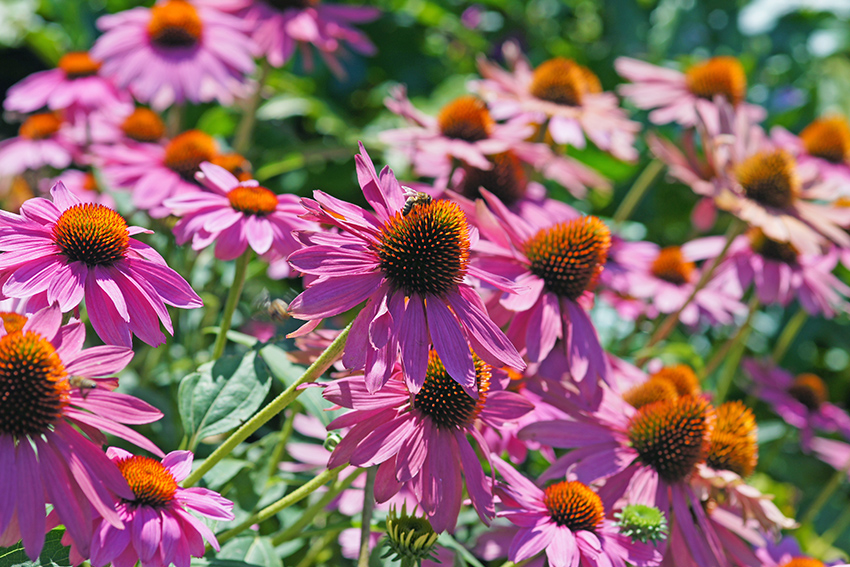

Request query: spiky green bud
[
  {"left": 614, "top": 504, "right": 668, "bottom": 545},
  {"left": 382, "top": 503, "right": 440, "bottom": 567}
]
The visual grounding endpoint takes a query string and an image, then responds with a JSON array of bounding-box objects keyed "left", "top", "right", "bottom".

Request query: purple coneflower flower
[
  {"left": 0, "top": 182, "right": 203, "bottom": 347},
  {"left": 476, "top": 41, "right": 640, "bottom": 161},
  {"left": 0, "top": 305, "right": 163, "bottom": 560},
  {"left": 615, "top": 55, "right": 765, "bottom": 127},
  {"left": 323, "top": 350, "right": 533, "bottom": 531},
  {"left": 492, "top": 457, "right": 663, "bottom": 567},
  {"left": 88, "top": 448, "right": 234, "bottom": 567},
  {"left": 164, "top": 161, "right": 311, "bottom": 260},
  {"left": 42, "top": 169, "right": 117, "bottom": 209},
  {"left": 92, "top": 0, "right": 255, "bottom": 110},
  {"left": 0, "top": 113, "right": 77, "bottom": 176},
  {"left": 773, "top": 116, "right": 850, "bottom": 188},
  {"left": 287, "top": 143, "right": 524, "bottom": 394}
]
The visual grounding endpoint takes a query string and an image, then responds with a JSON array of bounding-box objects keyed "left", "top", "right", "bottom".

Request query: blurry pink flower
[
  {"left": 324, "top": 351, "right": 532, "bottom": 532},
  {"left": 773, "top": 116, "right": 850, "bottom": 188},
  {"left": 0, "top": 305, "right": 162, "bottom": 560},
  {"left": 287, "top": 143, "right": 524, "bottom": 394},
  {"left": 42, "top": 169, "right": 117, "bottom": 209},
  {"left": 0, "top": 113, "right": 76, "bottom": 176},
  {"left": 89, "top": 448, "right": 234, "bottom": 567},
  {"left": 165, "top": 162, "right": 312, "bottom": 260},
  {"left": 0, "top": 182, "right": 203, "bottom": 347},
  {"left": 615, "top": 55, "right": 765, "bottom": 127},
  {"left": 476, "top": 41, "right": 640, "bottom": 161},
  {"left": 92, "top": 0, "right": 255, "bottom": 110},
  {"left": 492, "top": 457, "right": 663, "bottom": 567}
]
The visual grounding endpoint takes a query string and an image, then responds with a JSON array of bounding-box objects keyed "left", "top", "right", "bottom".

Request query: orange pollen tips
[
  {"left": 623, "top": 378, "right": 679, "bottom": 410},
  {"left": 377, "top": 199, "right": 469, "bottom": 297},
  {"left": 147, "top": 0, "right": 203, "bottom": 49},
  {"left": 164, "top": 130, "right": 216, "bottom": 180},
  {"left": 524, "top": 216, "right": 610, "bottom": 301},
  {"left": 82, "top": 172, "right": 100, "bottom": 193},
  {"left": 800, "top": 116, "right": 850, "bottom": 164},
  {"left": 707, "top": 401, "right": 758, "bottom": 477},
  {"left": 58, "top": 52, "right": 101, "bottom": 78},
  {"left": 413, "top": 350, "right": 491, "bottom": 429},
  {"left": 735, "top": 149, "right": 799, "bottom": 209},
  {"left": 789, "top": 373, "right": 828, "bottom": 411},
  {"left": 212, "top": 153, "right": 253, "bottom": 181},
  {"left": 437, "top": 96, "right": 494, "bottom": 142},
  {"left": 780, "top": 559, "right": 826, "bottom": 567},
  {"left": 684, "top": 56, "right": 747, "bottom": 105},
  {"left": 0, "top": 331, "right": 68, "bottom": 438},
  {"left": 53, "top": 204, "right": 130, "bottom": 266},
  {"left": 117, "top": 456, "right": 178, "bottom": 508},
  {"left": 459, "top": 151, "right": 527, "bottom": 206},
  {"left": 650, "top": 365, "right": 701, "bottom": 397},
  {"left": 19, "top": 113, "right": 62, "bottom": 140},
  {"left": 651, "top": 246, "right": 695, "bottom": 286},
  {"left": 530, "top": 57, "right": 602, "bottom": 107},
  {"left": 543, "top": 480, "right": 604, "bottom": 531},
  {"left": 228, "top": 185, "right": 278, "bottom": 216},
  {"left": 0, "top": 312, "right": 27, "bottom": 333},
  {"left": 628, "top": 396, "right": 712, "bottom": 483},
  {"left": 121, "top": 108, "right": 166, "bottom": 143}
]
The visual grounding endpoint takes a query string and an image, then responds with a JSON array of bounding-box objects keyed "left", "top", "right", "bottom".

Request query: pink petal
[{"left": 425, "top": 297, "right": 475, "bottom": 394}]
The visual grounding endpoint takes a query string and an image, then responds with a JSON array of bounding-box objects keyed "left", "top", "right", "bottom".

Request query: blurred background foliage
[{"left": 3, "top": 0, "right": 850, "bottom": 562}]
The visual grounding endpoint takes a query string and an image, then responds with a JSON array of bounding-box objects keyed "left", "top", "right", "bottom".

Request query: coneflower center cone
[
  {"left": 164, "top": 130, "right": 216, "bottom": 181},
  {"left": 628, "top": 396, "right": 712, "bottom": 483},
  {"left": 147, "top": 0, "right": 203, "bottom": 49},
  {"left": 735, "top": 149, "right": 799, "bottom": 209},
  {"left": 53, "top": 204, "right": 130, "bottom": 266},
  {"left": 748, "top": 228, "right": 799, "bottom": 265},
  {"left": 413, "top": 350, "right": 490, "bottom": 428},
  {"left": 529, "top": 57, "right": 601, "bottom": 107},
  {"left": 459, "top": 151, "right": 527, "bottom": 205},
  {"left": 19, "top": 113, "right": 62, "bottom": 140},
  {"left": 266, "top": 0, "right": 320, "bottom": 9},
  {"left": 684, "top": 56, "right": 747, "bottom": 105},
  {"left": 789, "top": 373, "right": 828, "bottom": 411},
  {"left": 624, "top": 378, "right": 679, "bottom": 410},
  {"left": 707, "top": 401, "right": 758, "bottom": 477},
  {"left": 780, "top": 559, "right": 826, "bottom": 567},
  {"left": 800, "top": 116, "right": 850, "bottom": 164},
  {"left": 543, "top": 480, "right": 604, "bottom": 531},
  {"left": 437, "top": 96, "right": 493, "bottom": 142},
  {"left": 524, "top": 216, "right": 610, "bottom": 301},
  {"left": 117, "top": 455, "right": 178, "bottom": 508},
  {"left": 377, "top": 199, "right": 469, "bottom": 297},
  {"left": 58, "top": 52, "right": 101, "bottom": 79},
  {"left": 121, "top": 108, "right": 166, "bottom": 143},
  {"left": 650, "top": 246, "right": 694, "bottom": 286},
  {"left": 212, "top": 153, "right": 252, "bottom": 181},
  {"left": 0, "top": 312, "right": 28, "bottom": 333},
  {"left": 0, "top": 331, "right": 68, "bottom": 438},
  {"left": 650, "top": 365, "right": 701, "bottom": 397},
  {"left": 228, "top": 186, "right": 278, "bottom": 216}
]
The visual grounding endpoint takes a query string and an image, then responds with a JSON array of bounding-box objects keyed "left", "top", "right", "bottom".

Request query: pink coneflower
[
  {"left": 91, "top": 0, "right": 255, "bottom": 110},
  {"left": 597, "top": 235, "right": 658, "bottom": 320},
  {"left": 0, "top": 181, "right": 203, "bottom": 347},
  {"left": 615, "top": 55, "right": 766, "bottom": 127},
  {"left": 0, "top": 113, "right": 76, "bottom": 176},
  {"left": 4, "top": 51, "right": 132, "bottom": 116},
  {"left": 475, "top": 41, "right": 640, "bottom": 161},
  {"left": 98, "top": 129, "right": 218, "bottom": 217},
  {"left": 42, "top": 169, "right": 117, "bottom": 209},
  {"left": 323, "top": 351, "right": 533, "bottom": 532},
  {"left": 0, "top": 305, "right": 163, "bottom": 560},
  {"left": 492, "top": 457, "right": 663, "bottom": 567},
  {"left": 471, "top": 189, "right": 611, "bottom": 394},
  {"left": 88, "top": 448, "right": 234, "bottom": 567},
  {"left": 287, "top": 143, "right": 525, "bottom": 393},
  {"left": 773, "top": 116, "right": 850, "bottom": 187},
  {"left": 164, "top": 161, "right": 311, "bottom": 260},
  {"left": 742, "top": 358, "right": 850, "bottom": 448},
  {"left": 756, "top": 537, "right": 845, "bottom": 567}
]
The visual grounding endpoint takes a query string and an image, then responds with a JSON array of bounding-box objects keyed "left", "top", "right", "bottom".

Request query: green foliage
[{"left": 0, "top": 529, "right": 70, "bottom": 567}]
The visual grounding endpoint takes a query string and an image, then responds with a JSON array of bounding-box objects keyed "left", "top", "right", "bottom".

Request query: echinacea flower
[
  {"left": 4, "top": 51, "right": 131, "bottom": 116},
  {"left": 0, "top": 113, "right": 76, "bottom": 176},
  {"left": 742, "top": 358, "right": 850, "bottom": 448},
  {"left": 287, "top": 143, "right": 525, "bottom": 393},
  {"left": 615, "top": 55, "right": 765, "bottom": 127},
  {"left": 773, "top": 115, "right": 850, "bottom": 187},
  {"left": 0, "top": 181, "right": 203, "bottom": 347},
  {"left": 492, "top": 457, "right": 663, "bottom": 567},
  {"left": 323, "top": 350, "right": 533, "bottom": 531},
  {"left": 476, "top": 41, "right": 640, "bottom": 161},
  {"left": 164, "top": 161, "right": 312, "bottom": 260},
  {"left": 42, "top": 169, "right": 117, "bottom": 209},
  {"left": 0, "top": 305, "right": 163, "bottom": 560},
  {"left": 92, "top": 0, "right": 255, "bottom": 110},
  {"left": 89, "top": 448, "right": 234, "bottom": 567}
]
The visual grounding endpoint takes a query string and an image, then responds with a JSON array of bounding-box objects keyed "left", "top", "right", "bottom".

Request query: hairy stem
[
  {"left": 357, "top": 466, "right": 378, "bottom": 567},
  {"left": 613, "top": 159, "right": 665, "bottom": 223},
  {"left": 211, "top": 250, "right": 252, "bottom": 359},
  {"left": 772, "top": 307, "right": 807, "bottom": 364}
]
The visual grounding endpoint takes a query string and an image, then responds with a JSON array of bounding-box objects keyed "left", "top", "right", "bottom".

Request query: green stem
[
  {"left": 211, "top": 251, "right": 252, "bottom": 359},
  {"left": 639, "top": 220, "right": 743, "bottom": 364},
  {"left": 817, "top": 500, "right": 850, "bottom": 549},
  {"left": 183, "top": 322, "right": 352, "bottom": 488},
  {"left": 271, "top": 467, "right": 365, "bottom": 545},
  {"left": 265, "top": 404, "right": 300, "bottom": 481},
  {"left": 357, "top": 466, "right": 378, "bottom": 567},
  {"left": 710, "top": 296, "right": 760, "bottom": 404},
  {"left": 704, "top": 296, "right": 759, "bottom": 380},
  {"left": 294, "top": 531, "right": 338, "bottom": 567},
  {"left": 772, "top": 307, "right": 808, "bottom": 364},
  {"left": 800, "top": 457, "right": 850, "bottom": 526},
  {"left": 613, "top": 159, "right": 665, "bottom": 223},
  {"left": 214, "top": 464, "right": 347, "bottom": 547},
  {"left": 233, "top": 59, "right": 271, "bottom": 155},
  {"left": 167, "top": 103, "right": 183, "bottom": 138}
]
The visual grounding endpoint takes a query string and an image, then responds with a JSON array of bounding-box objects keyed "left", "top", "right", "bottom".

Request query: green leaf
[
  {"left": 218, "top": 536, "right": 283, "bottom": 567},
  {"left": 0, "top": 528, "right": 70, "bottom": 567},
  {"left": 178, "top": 351, "right": 273, "bottom": 448}
]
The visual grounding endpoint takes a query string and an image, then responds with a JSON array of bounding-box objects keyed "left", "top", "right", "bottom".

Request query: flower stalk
[
  {"left": 211, "top": 250, "right": 252, "bottom": 359},
  {"left": 233, "top": 58, "right": 271, "bottom": 155},
  {"left": 772, "top": 306, "right": 807, "bottom": 364},
  {"left": 613, "top": 159, "right": 664, "bottom": 223},
  {"left": 357, "top": 466, "right": 378, "bottom": 567}
]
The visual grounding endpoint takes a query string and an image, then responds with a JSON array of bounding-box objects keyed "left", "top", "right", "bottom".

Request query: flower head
[
  {"left": 772, "top": 115, "right": 850, "bottom": 187},
  {"left": 0, "top": 182, "right": 203, "bottom": 347},
  {"left": 0, "top": 305, "right": 162, "bottom": 560},
  {"left": 89, "top": 448, "right": 234, "bottom": 567},
  {"left": 0, "top": 113, "right": 77, "bottom": 176},
  {"left": 92, "top": 0, "right": 255, "bottom": 110},
  {"left": 382, "top": 504, "right": 440, "bottom": 565}
]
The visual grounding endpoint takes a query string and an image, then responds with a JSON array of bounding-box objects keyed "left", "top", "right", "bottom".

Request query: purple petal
[
  {"left": 350, "top": 413, "right": 416, "bottom": 467},
  {"left": 289, "top": 273, "right": 383, "bottom": 319},
  {"left": 15, "top": 442, "right": 46, "bottom": 560},
  {"left": 398, "top": 294, "right": 429, "bottom": 391},
  {"left": 451, "top": 286, "right": 525, "bottom": 370},
  {"left": 162, "top": 451, "right": 193, "bottom": 482},
  {"left": 425, "top": 297, "right": 475, "bottom": 394},
  {"left": 456, "top": 431, "right": 494, "bottom": 523},
  {"left": 65, "top": 345, "right": 133, "bottom": 377}
]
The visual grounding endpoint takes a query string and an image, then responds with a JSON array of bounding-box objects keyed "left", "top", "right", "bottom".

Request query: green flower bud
[
  {"left": 382, "top": 503, "right": 440, "bottom": 567},
  {"left": 614, "top": 504, "right": 668, "bottom": 545}
]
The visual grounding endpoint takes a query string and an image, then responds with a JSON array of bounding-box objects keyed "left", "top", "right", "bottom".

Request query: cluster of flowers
[{"left": 2, "top": 0, "right": 850, "bottom": 566}]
